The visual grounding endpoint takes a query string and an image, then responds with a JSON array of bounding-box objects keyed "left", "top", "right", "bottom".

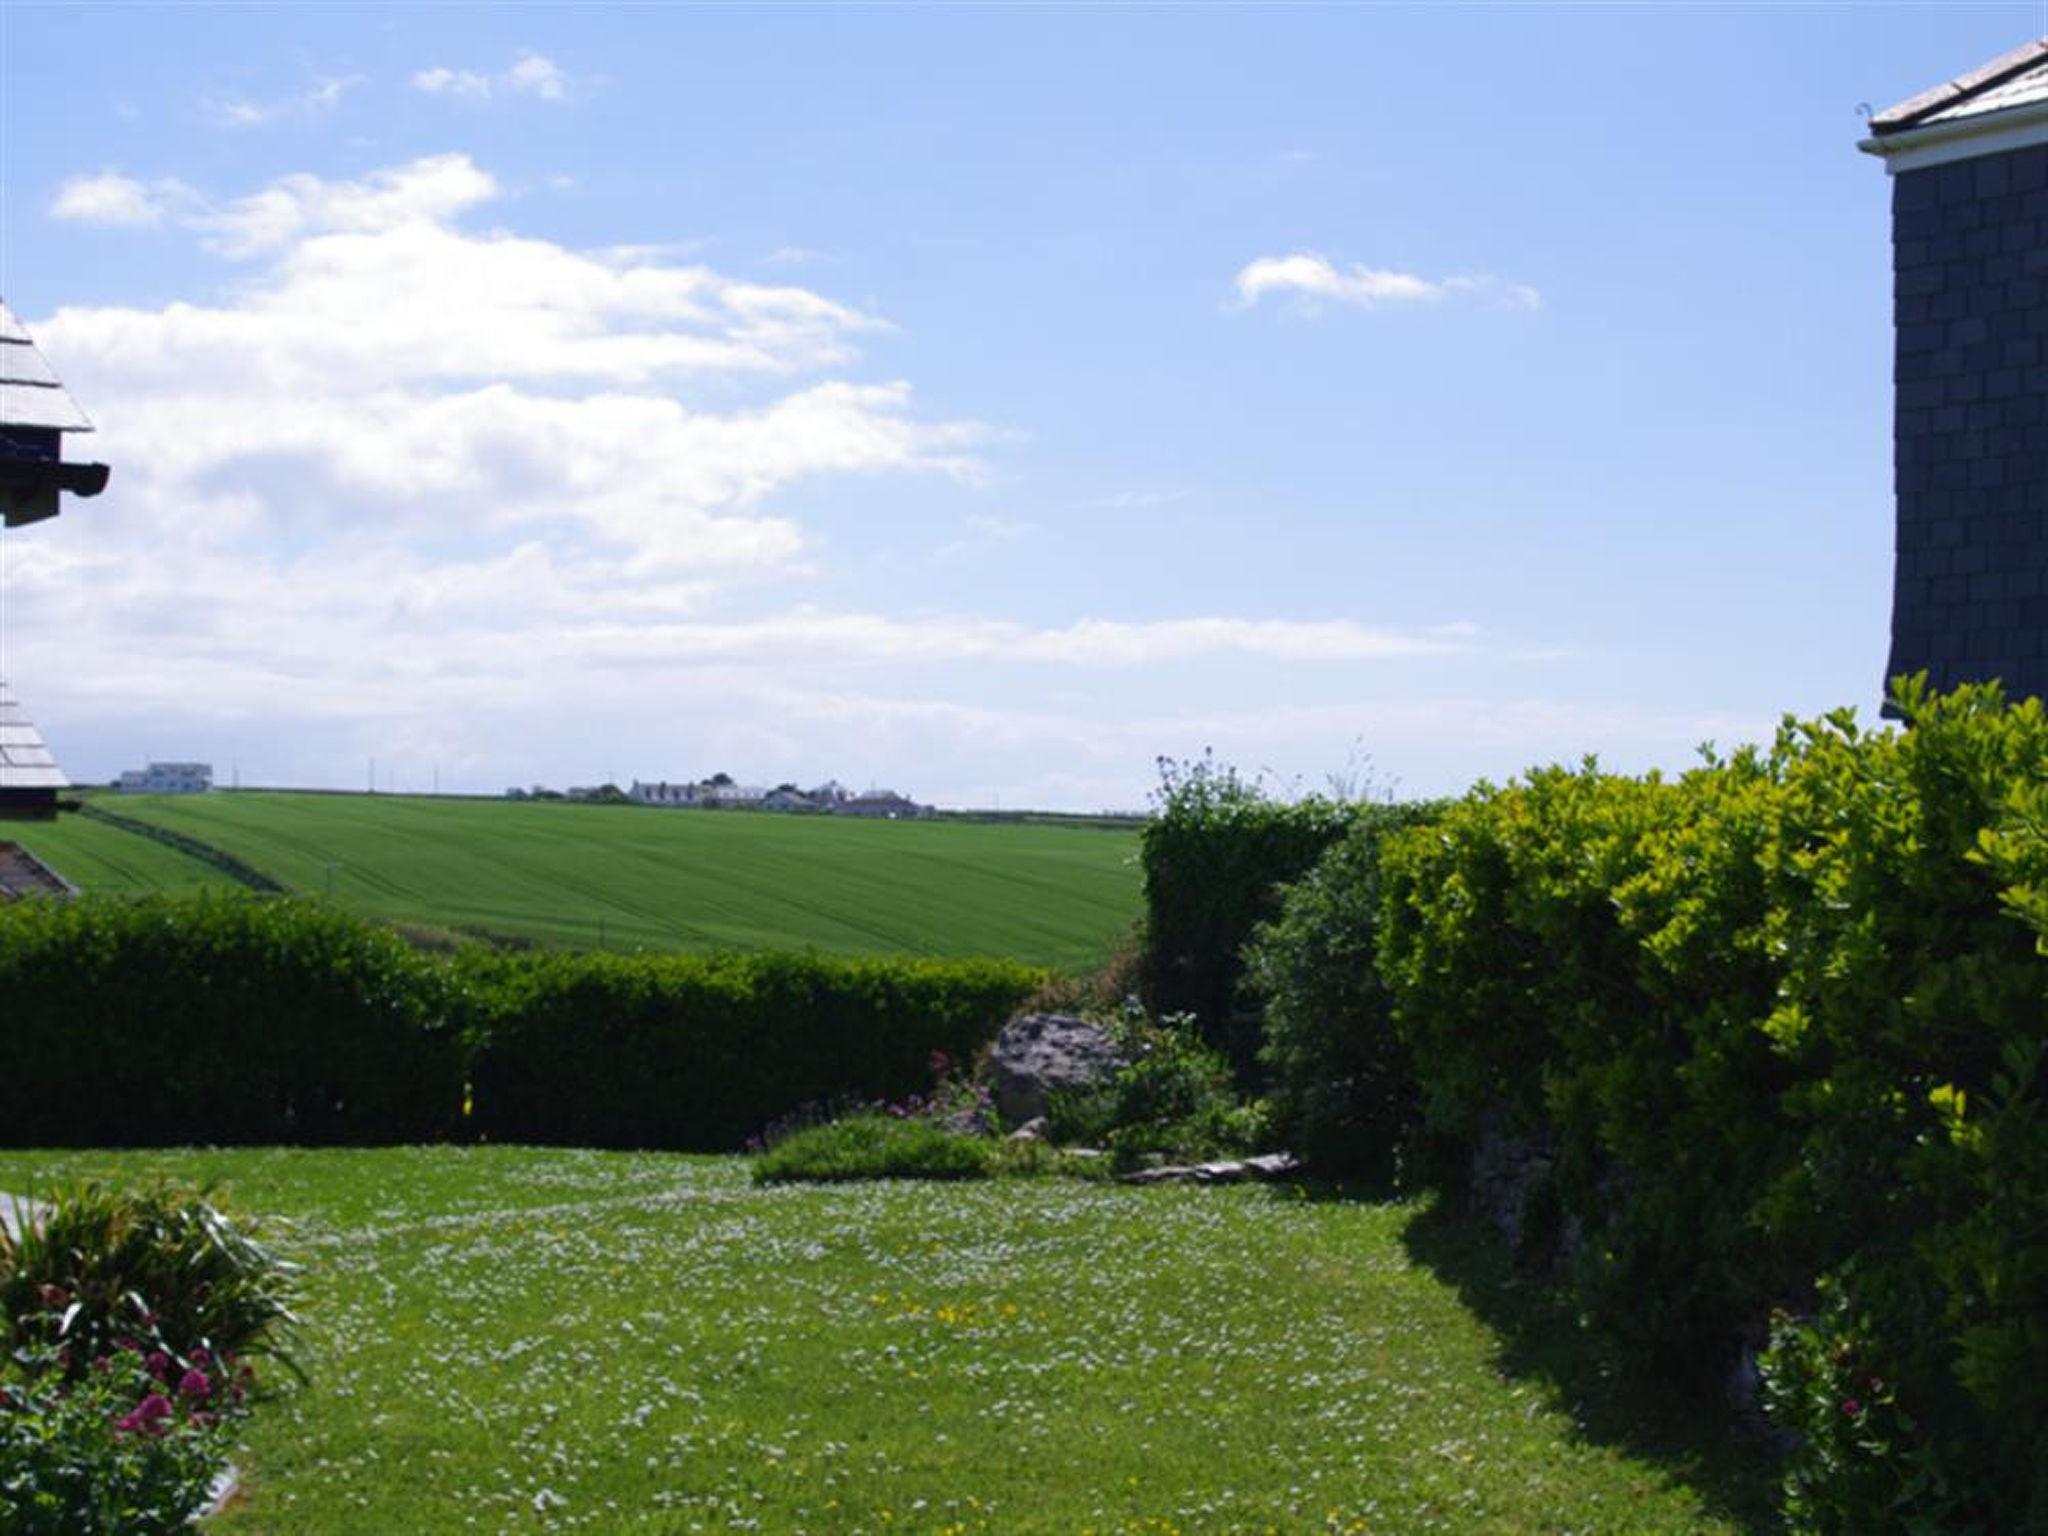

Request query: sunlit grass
[
  {"left": 0, "top": 1148, "right": 1767, "bottom": 1533},
  {"left": 29, "top": 793, "right": 1140, "bottom": 968}
]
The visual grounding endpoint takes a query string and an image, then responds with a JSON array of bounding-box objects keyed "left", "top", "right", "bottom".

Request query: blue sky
[{"left": 0, "top": 2, "right": 2037, "bottom": 808}]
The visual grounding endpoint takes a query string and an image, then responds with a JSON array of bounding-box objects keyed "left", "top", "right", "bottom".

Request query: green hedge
[
  {"left": 1243, "top": 799, "right": 1443, "bottom": 1185},
  {"left": 456, "top": 949, "right": 1041, "bottom": 1150},
  {"left": 1, "top": 897, "right": 458, "bottom": 1146},
  {"left": 1366, "top": 681, "right": 2047, "bottom": 1531},
  {"left": 1138, "top": 755, "right": 1359, "bottom": 1079},
  {"left": 0, "top": 898, "right": 1042, "bottom": 1152}
]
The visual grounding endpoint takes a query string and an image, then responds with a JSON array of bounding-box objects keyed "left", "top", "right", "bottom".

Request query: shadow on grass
[{"left": 1386, "top": 1192, "right": 1782, "bottom": 1533}]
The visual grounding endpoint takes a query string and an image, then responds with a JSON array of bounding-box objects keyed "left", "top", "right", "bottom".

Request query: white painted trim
[{"left": 1861, "top": 99, "right": 2048, "bottom": 174}]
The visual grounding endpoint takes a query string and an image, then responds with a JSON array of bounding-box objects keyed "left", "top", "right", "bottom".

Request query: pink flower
[
  {"left": 1841, "top": 1398, "right": 1863, "bottom": 1417},
  {"left": 115, "top": 1392, "right": 175, "bottom": 1437},
  {"left": 177, "top": 1368, "right": 211, "bottom": 1402},
  {"left": 145, "top": 1350, "right": 173, "bottom": 1380},
  {"left": 35, "top": 1283, "right": 68, "bottom": 1310}
]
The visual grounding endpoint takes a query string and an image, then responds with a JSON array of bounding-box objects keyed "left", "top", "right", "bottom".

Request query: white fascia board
[{"left": 1860, "top": 100, "right": 2048, "bottom": 174}]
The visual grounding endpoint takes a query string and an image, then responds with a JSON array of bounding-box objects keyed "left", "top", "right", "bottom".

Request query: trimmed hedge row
[
  {"left": 1257, "top": 681, "right": 2044, "bottom": 1531},
  {"left": 456, "top": 948, "right": 1042, "bottom": 1150},
  {"left": 0, "top": 897, "right": 1042, "bottom": 1151},
  {"left": 1138, "top": 755, "right": 1359, "bottom": 1079},
  {"left": 2, "top": 897, "right": 455, "bottom": 1146}
]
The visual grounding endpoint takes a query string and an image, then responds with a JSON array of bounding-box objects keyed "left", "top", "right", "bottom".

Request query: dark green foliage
[
  {"left": 1, "top": 1180, "right": 300, "bottom": 1380},
  {"left": 1139, "top": 754, "right": 1358, "bottom": 1079},
  {"left": 0, "top": 897, "right": 1041, "bottom": 1153},
  {"left": 1042, "top": 1006, "right": 1257, "bottom": 1167},
  {"left": 1, "top": 1358, "right": 232, "bottom": 1535},
  {"left": 1244, "top": 800, "right": 1443, "bottom": 1185},
  {"left": 1367, "top": 679, "right": 2048, "bottom": 1531},
  {"left": 0, "top": 896, "right": 460, "bottom": 1146},
  {"left": 458, "top": 949, "right": 1040, "bottom": 1151},
  {"left": 1, "top": 1180, "right": 294, "bottom": 1535},
  {"left": 751, "top": 1114, "right": 996, "bottom": 1183}
]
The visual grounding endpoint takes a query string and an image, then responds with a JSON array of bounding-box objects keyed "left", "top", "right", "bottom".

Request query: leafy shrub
[
  {"left": 1139, "top": 753, "right": 1359, "bottom": 1079},
  {"left": 0, "top": 1349, "right": 234, "bottom": 1536},
  {"left": 461, "top": 949, "right": 1041, "bottom": 1151},
  {"left": 0, "top": 1181, "right": 289, "bottom": 1536},
  {"left": 0, "top": 896, "right": 460, "bottom": 1146},
  {"left": 1043, "top": 1006, "right": 1254, "bottom": 1167},
  {"left": 1243, "top": 799, "right": 1443, "bottom": 1185},
  {"left": 752, "top": 1114, "right": 997, "bottom": 1183},
  {"left": 1, "top": 1180, "right": 300, "bottom": 1381},
  {"left": 1365, "top": 679, "right": 2048, "bottom": 1529}
]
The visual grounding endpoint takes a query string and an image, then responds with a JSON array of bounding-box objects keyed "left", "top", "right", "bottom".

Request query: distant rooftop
[
  {"left": 0, "top": 682, "right": 68, "bottom": 792},
  {"left": 0, "top": 300, "right": 93, "bottom": 433}
]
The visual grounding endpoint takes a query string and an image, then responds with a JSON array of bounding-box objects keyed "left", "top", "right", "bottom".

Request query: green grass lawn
[
  {"left": 18, "top": 794, "right": 1140, "bottom": 969},
  {"left": 4, "top": 813, "right": 238, "bottom": 896},
  {"left": 0, "top": 1148, "right": 1769, "bottom": 1534}
]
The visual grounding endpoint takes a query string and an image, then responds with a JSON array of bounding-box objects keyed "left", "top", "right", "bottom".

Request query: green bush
[
  {"left": 1, "top": 1351, "right": 233, "bottom": 1536},
  {"left": 460, "top": 949, "right": 1042, "bottom": 1151},
  {"left": 1043, "top": 1006, "right": 1254, "bottom": 1167},
  {"left": 0, "top": 1181, "right": 292, "bottom": 1536},
  {"left": 752, "top": 1114, "right": 996, "bottom": 1183},
  {"left": 1365, "top": 680, "right": 2048, "bottom": 1530},
  {"left": 1139, "top": 754, "right": 1358, "bottom": 1079},
  {"left": 0, "top": 896, "right": 460, "bottom": 1146},
  {"left": 0, "top": 897, "right": 1041, "bottom": 1153},
  {"left": 1244, "top": 800, "right": 1443, "bottom": 1185},
  {"left": 1, "top": 1180, "right": 300, "bottom": 1382}
]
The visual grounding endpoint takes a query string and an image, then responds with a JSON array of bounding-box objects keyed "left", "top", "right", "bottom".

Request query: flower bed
[{"left": 0, "top": 1182, "right": 299, "bottom": 1533}]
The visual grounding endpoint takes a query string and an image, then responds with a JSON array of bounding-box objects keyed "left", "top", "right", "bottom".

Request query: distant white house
[
  {"left": 118, "top": 761, "right": 211, "bottom": 795},
  {"left": 630, "top": 779, "right": 700, "bottom": 807},
  {"left": 630, "top": 777, "right": 766, "bottom": 809}
]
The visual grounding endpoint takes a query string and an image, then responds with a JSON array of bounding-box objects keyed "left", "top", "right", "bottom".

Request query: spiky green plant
[{"left": 1, "top": 1179, "right": 300, "bottom": 1383}]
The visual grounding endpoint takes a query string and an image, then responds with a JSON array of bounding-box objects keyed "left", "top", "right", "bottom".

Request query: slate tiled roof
[
  {"left": 0, "top": 300, "right": 94, "bottom": 433},
  {"left": 1870, "top": 39, "right": 2048, "bottom": 136},
  {"left": 0, "top": 682, "right": 68, "bottom": 791}
]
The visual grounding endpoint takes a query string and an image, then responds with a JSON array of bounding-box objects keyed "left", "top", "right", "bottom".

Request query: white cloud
[
  {"left": 49, "top": 172, "right": 191, "bottom": 226},
  {"left": 412, "top": 66, "right": 492, "bottom": 100},
  {"left": 1232, "top": 252, "right": 1541, "bottom": 314},
  {"left": 15, "top": 151, "right": 1549, "bottom": 808},
  {"left": 204, "top": 74, "right": 365, "bottom": 129},
  {"left": 19, "top": 155, "right": 981, "bottom": 686},
  {"left": 412, "top": 51, "right": 570, "bottom": 103},
  {"left": 1086, "top": 488, "right": 1187, "bottom": 512},
  {"left": 507, "top": 52, "right": 567, "bottom": 100}
]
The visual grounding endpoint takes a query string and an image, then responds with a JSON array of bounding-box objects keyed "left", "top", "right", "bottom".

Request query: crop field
[
  {"left": 0, "top": 1148, "right": 1766, "bottom": 1535},
  {"left": 2, "top": 813, "right": 237, "bottom": 896},
  {"left": 13, "top": 793, "right": 1141, "bottom": 969}
]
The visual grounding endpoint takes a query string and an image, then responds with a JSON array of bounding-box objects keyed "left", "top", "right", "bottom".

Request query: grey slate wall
[{"left": 1889, "top": 142, "right": 2048, "bottom": 705}]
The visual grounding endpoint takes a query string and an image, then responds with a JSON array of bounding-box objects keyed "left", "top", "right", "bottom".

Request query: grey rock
[
  {"left": 1119, "top": 1152, "right": 1301, "bottom": 1186},
  {"left": 989, "top": 1012, "right": 1123, "bottom": 1125},
  {"left": 1008, "top": 1116, "right": 1050, "bottom": 1143},
  {"left": 1243, "top": 1153, "right": 1302, "bottom": 1180}
]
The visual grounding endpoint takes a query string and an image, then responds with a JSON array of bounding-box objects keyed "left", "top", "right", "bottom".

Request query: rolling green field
[
  {"left": 3, "top": 813, "right": 236, "bottom": 896},
  {"left": 0, "top": 1148, "right": 1769, "bottom": 1534},
  {"left": 12, "top": 793, "right": 1141, "bottom": 969}
]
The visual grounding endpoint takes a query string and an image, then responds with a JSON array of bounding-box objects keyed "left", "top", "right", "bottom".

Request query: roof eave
[
  {"left": 1868, "top": 38, "right": 2048, "bottom": 133},
  {"left": 1860, "top": 96, "right": 2048, "bottom": 174}
]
